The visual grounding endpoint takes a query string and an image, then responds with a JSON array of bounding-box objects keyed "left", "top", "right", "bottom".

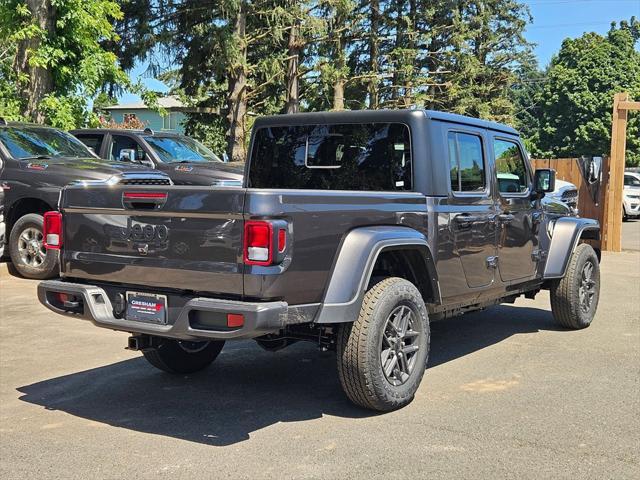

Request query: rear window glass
[{"left": 248, "top": 123, "right": 412, "bottom": 191}]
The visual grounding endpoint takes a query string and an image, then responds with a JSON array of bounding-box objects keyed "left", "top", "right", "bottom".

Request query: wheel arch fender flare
[
  {"left": 544, "top": 217, "right": 600, "bottom": 279},
  {"left": 314, "top": 226, "right": 440, "bottom": 324}
]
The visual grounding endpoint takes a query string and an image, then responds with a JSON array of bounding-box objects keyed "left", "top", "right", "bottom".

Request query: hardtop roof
[{"left": 253, "top": 109, "right": 519, "bottom": 136}]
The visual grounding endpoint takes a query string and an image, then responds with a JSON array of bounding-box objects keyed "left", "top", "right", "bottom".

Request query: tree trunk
[
  {"left": 368, "top": 0, "right": 380, "bottom": 109},
  {"left": 403, "top": 0, "right": 416, "bottom": 107},
  {"left": 332, "top": 29, "right": 346, "bottom": 111},
  {"left": 225, "top": 7, "right": 248, "bottom": 163},
  {"left": 390, "top": 0, "right": 404, "bottom": 105},
  {"left": 285, "top": 19, "right": 300, "bottom": 114},
  {"left": 14, "top": 0, "right": 55, "bottom": 123},
  {"left": 333, "top": 79, "right": 345, "bottom": 110}
]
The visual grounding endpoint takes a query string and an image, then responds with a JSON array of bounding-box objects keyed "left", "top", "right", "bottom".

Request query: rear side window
[
  {"left": 249, "top": 123, "right": 411, "bottom": 191},
  {"left": 447, "top": 132, "right": 485, "bottom": 193},
  {"left": 75, "top": 134, "right": 104, "bottom": 155}
]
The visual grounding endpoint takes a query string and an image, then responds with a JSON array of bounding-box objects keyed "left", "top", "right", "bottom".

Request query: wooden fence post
[{"left": 603, "top": 93, "right": 640, "bottom": 251}]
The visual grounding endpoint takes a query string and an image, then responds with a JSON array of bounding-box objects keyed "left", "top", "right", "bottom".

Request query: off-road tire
[
  {"left": 142, "top": 339, "right": 225, "bottom": 374},
  {"left": 9, "top": 214, "right": 59, "bottom": 280},
  {"left": 550, "top": 243, "right": 600, "bottom": 329},
  {"left": 337, "top": 277, "right": 430, "bottom": 412}
]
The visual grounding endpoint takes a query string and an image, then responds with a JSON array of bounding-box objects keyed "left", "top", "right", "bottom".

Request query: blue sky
[{"left": 119, "top": 0, "right": 640, "bottom": 103}]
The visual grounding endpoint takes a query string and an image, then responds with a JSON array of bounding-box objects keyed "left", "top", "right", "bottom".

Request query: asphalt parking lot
[
  {"left": 1, "top": 252, "right": 639, "bottom": 480},
  {"left": 623, "top": 218, "right": 640, "bottom": 251}
]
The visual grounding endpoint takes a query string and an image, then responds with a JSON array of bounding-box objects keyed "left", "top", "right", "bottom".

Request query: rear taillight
[
  {"left": 244, "top": 221, "right": 273, "bottom": 265},
  {"left": 43, "top": 211, "right": 62, "bottom": 250},
  {"left": 278, "top": 228, "right": 286, "bottom": 253}
]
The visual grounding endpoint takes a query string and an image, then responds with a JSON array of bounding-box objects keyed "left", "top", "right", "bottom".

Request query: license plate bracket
[{"left": 125, "top": 291, "right": 168, "bottom": 325}]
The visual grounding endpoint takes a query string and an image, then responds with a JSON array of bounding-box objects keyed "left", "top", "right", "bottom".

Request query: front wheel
[
  {"left": 337, "top": 277, "right": 430, "bottom": 412},
  {"left": 9, "top": 213, "right": 59, "bottom": 279},
  {"left": 550, "top": 243, "right": 600, "bottom": 329},
  {"left": 142, "top": 339, "right": 225, "bottom": 374}
]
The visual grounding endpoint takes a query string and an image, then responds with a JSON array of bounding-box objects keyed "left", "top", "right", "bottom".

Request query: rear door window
[
  {"left": 74, "top": 134, "right": 104, "bottom": 155},
  {"left": 249, "top": 123, "right": 411, "bottom": 191},
  {"left": 447, "top": 132, "right": 485, "bottom": 193}
]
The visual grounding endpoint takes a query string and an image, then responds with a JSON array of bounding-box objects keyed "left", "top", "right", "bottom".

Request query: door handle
[{"left": 497, "top": 213, "right": 515, "bottom": 224}]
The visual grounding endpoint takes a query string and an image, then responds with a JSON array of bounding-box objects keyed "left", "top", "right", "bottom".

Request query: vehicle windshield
[
  {"left": 0, "top": 127, "right": 94, "bottom": 159},
  {"left": 143, "top": 135, "right": 223, "bottom": 163},
  {"left": 624, "top": 175, "right": 640, "bottom": 187}
]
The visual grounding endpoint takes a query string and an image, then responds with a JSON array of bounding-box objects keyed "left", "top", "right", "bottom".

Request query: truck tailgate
[{"left": 60, "top": 185, "right": 245, "bottom": 296}]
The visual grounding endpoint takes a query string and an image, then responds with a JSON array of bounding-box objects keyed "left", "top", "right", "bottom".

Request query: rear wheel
[
  {"left": 337, "top": 277, "right": 430, "bottom": 412},
  {"left": 550, "top": 243, "right": 600, "bottom": 329},
  {"left": 142, "top": 339, "right": 225, "bottom": 374},
  {"left": 9, "top": 213, "right": 59, "bottom": 279}
]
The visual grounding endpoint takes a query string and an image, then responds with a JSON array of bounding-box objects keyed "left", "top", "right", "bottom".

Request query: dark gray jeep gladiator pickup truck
[{"left": 38, "top": 110, "right": 601, "bottom": 411}]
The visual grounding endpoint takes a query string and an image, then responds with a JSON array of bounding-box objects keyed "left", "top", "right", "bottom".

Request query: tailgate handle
[{"left": 122, "top": 191, "right": 168, "bottom": 210}]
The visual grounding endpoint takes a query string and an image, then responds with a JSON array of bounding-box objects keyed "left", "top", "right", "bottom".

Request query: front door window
[{"left": 494, "top": 139, "right": 529, "bottom": 194}]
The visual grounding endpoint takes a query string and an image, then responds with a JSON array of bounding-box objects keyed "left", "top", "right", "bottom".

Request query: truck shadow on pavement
[{"left": 17, "top": 304, "right": 563, "bottom": 446}]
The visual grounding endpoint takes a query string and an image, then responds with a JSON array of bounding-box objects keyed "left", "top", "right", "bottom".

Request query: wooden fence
[
  {"left": 531, "top": 158, "right": 607, "bottom": 222},
  {"left": 531, "top": 157, "right": 611, "bottom": 251}
]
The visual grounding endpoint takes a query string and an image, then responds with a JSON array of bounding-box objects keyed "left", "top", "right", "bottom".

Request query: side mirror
[
  {"left": 534, "top": 168, "right": 555, "bottom": 194},
  {"left": 118, "top": 149, "right": 136, "bottom": 163}
]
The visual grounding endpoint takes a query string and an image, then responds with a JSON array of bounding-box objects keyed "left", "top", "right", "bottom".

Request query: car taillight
[
  {"left": 278, "top": 228, "right": 286, "bottom": 253},
  {"left": 43, "top": 211, "right": 62, "bottom": 250},
  {"left": 244, "top": 221, "right": 274, "bottom": 265}
]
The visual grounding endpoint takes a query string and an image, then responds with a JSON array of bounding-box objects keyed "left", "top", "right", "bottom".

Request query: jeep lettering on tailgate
[{"left": 119, "top": 218, "right": 169, "bottom": 248}]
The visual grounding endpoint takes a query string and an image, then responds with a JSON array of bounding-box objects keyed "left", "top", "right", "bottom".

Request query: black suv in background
[
  {"left": 0, "top": 120, "right": 169, "bottom": 279},
  {"left": 71, "top": 129, "right": 243, "bottom": 186}
]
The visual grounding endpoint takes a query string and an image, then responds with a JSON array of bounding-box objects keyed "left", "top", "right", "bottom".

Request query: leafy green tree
[
  {"left": 1, "top": 0, "right": 132, "bottom": 128},
  {"left": 531, "top": 18, "right": 640, "bottom": 165}
]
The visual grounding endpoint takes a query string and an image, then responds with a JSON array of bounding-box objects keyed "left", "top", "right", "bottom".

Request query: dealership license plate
[{"left": 125, "top": 292, "right": 168, "bottom": 325}]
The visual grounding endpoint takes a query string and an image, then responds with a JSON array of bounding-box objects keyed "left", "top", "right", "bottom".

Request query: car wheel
[
  {"left": 336, "top": 277, "right": 430, "bottom": 412},
  {"left": 142, "top": 339, "right": 225, "bottom": 374},
  {"left": 623, "top": 206, "right": 628, "bottom": 222},
  {"left": 9, "top": 213, "right": 59, "bottom": 280},
  {"left": 550, "top": 243, "right": 600, "bottom": 329}
]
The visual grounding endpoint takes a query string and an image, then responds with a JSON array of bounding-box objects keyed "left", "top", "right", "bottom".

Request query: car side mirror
[
  {"left": 534, "top": 168, "right": 555, "bottom": 194},
  {"left": 119, "top": 149, "right": 136, "bottom": 163}
]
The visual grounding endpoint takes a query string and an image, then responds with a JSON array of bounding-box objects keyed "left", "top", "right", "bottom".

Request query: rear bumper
[{"left": 38, "top": 280, "right": 290, "bottom": 340}]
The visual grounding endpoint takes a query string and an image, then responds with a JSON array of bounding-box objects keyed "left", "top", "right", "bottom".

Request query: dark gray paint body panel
[
  {"left": 543, "top": 217, "right": 600, "bottom": 279},
  {"left": 61, "top": 185, "right": 245, "bottom": 295},
  {"left": 242, "top": 189, "right": 429, "bottom": 305},
  {"left": 315, "top": 226, "right": 438, "bottom": 324}
]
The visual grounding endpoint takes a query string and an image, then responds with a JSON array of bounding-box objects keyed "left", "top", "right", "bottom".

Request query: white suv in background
[
  {"left": 623, "top": 172, "right": 640, "bottom": 221},
  {"left": 546, "top": 179, "right": 579, "bottom": 214}
]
